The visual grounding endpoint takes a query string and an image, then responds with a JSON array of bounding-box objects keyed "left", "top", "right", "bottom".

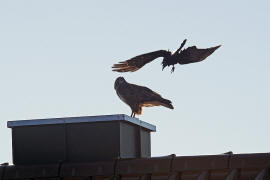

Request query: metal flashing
[{"left": 7, "top": 114, "right": 156, "bottom": 131}]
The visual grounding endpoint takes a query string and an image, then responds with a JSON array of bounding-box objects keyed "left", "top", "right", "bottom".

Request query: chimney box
[{"left": 7, "top": 114, "right": 156, "bottom": 165}]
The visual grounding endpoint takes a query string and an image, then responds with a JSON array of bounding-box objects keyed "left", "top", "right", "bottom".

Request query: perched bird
[
  {"left": 112, "top": 39, "right": 221, "bottom": 73},
  {"left": 114, "top": 77, "right": 174, "bottom": 117}
]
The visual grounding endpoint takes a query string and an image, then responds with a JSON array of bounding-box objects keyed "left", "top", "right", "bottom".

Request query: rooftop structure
[
  {"left": 0, "top": 153, "right": 270, "bottom": 180},
  {"left": 7, "top": 114, "right": 155, "bottom": 165},
  {"left": 2, "top": 114, "right": 270, "bottom": 180}
]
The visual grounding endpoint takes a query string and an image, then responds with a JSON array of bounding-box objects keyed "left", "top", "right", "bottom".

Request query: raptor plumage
[
  {"left": 114, "top": 77, "right": 174, "bottom": 117},
  {"left": 112, "top": 39, "right": 221, "bottom": 73}
]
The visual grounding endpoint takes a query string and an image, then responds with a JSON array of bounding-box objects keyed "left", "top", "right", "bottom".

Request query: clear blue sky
[{"left": 0, "top": 1, "right": 269, "bottom": 163}]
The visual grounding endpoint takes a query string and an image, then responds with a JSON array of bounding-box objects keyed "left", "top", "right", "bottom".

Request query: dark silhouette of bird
[
  {"left": 112, "top": 39, "right": 221, "bottom": 73},
  {"left": 223, "top": 151, "right": 233, "bottom": 155},
  {"left": 114, "top": 77, "right": 174, "bottom": 117}
]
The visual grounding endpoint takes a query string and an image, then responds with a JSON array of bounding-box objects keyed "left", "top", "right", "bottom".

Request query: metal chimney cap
[{"left": 7, "top": 114, "right": 156, "bottom": 131}]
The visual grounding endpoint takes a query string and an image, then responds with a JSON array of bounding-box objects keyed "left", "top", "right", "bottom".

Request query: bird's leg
[
  {"left": 171, "top": 65, "right": 175, "bottom": 73},
  {"left": 131, "top": 112, "right": 136, "bottom": 118},
  {"left": 130, "top": 112, "right": 134, "bottom": 117},
  {"left": 174, "top": 39, "right": 187, "bottom": 55}
]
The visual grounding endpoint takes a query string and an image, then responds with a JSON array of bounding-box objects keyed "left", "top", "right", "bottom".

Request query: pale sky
[{"left": 0, "top": 0, "right": 269, "bottom": 164}]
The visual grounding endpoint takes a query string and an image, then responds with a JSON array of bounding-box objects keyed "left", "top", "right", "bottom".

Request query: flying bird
[
  {"left": 114, "top": 77, "right": 174, "bottom": 117},
  {"left": 112, "top": 39, "right": 221, "bottom": 73}
]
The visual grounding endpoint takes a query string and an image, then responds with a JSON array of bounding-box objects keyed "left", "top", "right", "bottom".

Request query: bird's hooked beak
[
  {"left": 162, "top": 61, "right": 166, "bottom": 71},
  {"left": 171, "top": 66, "right": 175, "bottom": 73},
  {"left": 161, "top": 56, "right": 169, "bottom": 71}
]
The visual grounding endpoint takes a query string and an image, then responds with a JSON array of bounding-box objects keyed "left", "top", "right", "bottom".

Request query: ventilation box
[{"left": 7, "top": 114, "right": 156, "bottom": 165}]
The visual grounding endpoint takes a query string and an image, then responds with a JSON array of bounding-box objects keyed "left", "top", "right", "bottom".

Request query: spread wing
[
  {"left": 178, "top": 45, "right": 221, "bottom": 65},
  {"left": 112, "top": 50, "right": 171, "bottom": 72}
]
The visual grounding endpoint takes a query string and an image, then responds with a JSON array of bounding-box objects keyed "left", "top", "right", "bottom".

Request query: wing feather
[
  {"left": 129, "top": 83, "right": 162, "bottom": 98},
  {"left": 129, "top": 83, "right": 173, "bottom": 109},
  {"left": 112, "top": 50, "right": 170, "bottom": 72},
  {"left": 178, "top": 45, "right": 221, "bottom": 64}
]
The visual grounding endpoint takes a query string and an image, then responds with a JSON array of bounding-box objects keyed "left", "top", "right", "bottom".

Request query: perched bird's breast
[
  {"left": 117, "top": 90, "right": 129, "bottom": 105},
  {"left": 115, "top": 84, "right": 133, "bottom": 106}
]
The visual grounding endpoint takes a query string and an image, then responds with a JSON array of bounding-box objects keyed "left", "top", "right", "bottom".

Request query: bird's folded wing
[
  {"left": 136, "top": 86, "right": 173, "bottom": 109},
  {"left": 112, "top": 50, "right": 170, "bottom": 72},
  {"left": 128, "top": 83, "right": 173, "bottom": 109},
  {"left": 131, "top": 83, "right": 162, "bottom": 99},
  {"left": 178, "top": 45, "right": 221, "bottom": 64}
]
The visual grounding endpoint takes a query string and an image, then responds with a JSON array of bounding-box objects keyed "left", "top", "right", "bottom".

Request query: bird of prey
[
  {"left": 114, "top": 77, "right": 174, "bottom": 117},
  {"left": 112, "top": 39, "right": 221, "bottom": 73}
]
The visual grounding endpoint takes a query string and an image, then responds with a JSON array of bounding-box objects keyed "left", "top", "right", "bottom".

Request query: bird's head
[
  {"left": 161, "top": 50, "right": 172, "bottom": 70},
  {"left": 114, "top": 76, "right": 126, "bottom": 90},
  {"left": 162, "top": 58, "right": 168, "bottom": 70}
]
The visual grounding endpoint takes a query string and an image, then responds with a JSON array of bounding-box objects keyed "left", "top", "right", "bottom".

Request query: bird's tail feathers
[{"left": 160, "top": 98, "right": 174, "bottom": 109}]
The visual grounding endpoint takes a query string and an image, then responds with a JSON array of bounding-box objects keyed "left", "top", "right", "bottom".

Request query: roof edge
[{"left": 7, "top": 114, "right": 156, "bottom": 131}]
